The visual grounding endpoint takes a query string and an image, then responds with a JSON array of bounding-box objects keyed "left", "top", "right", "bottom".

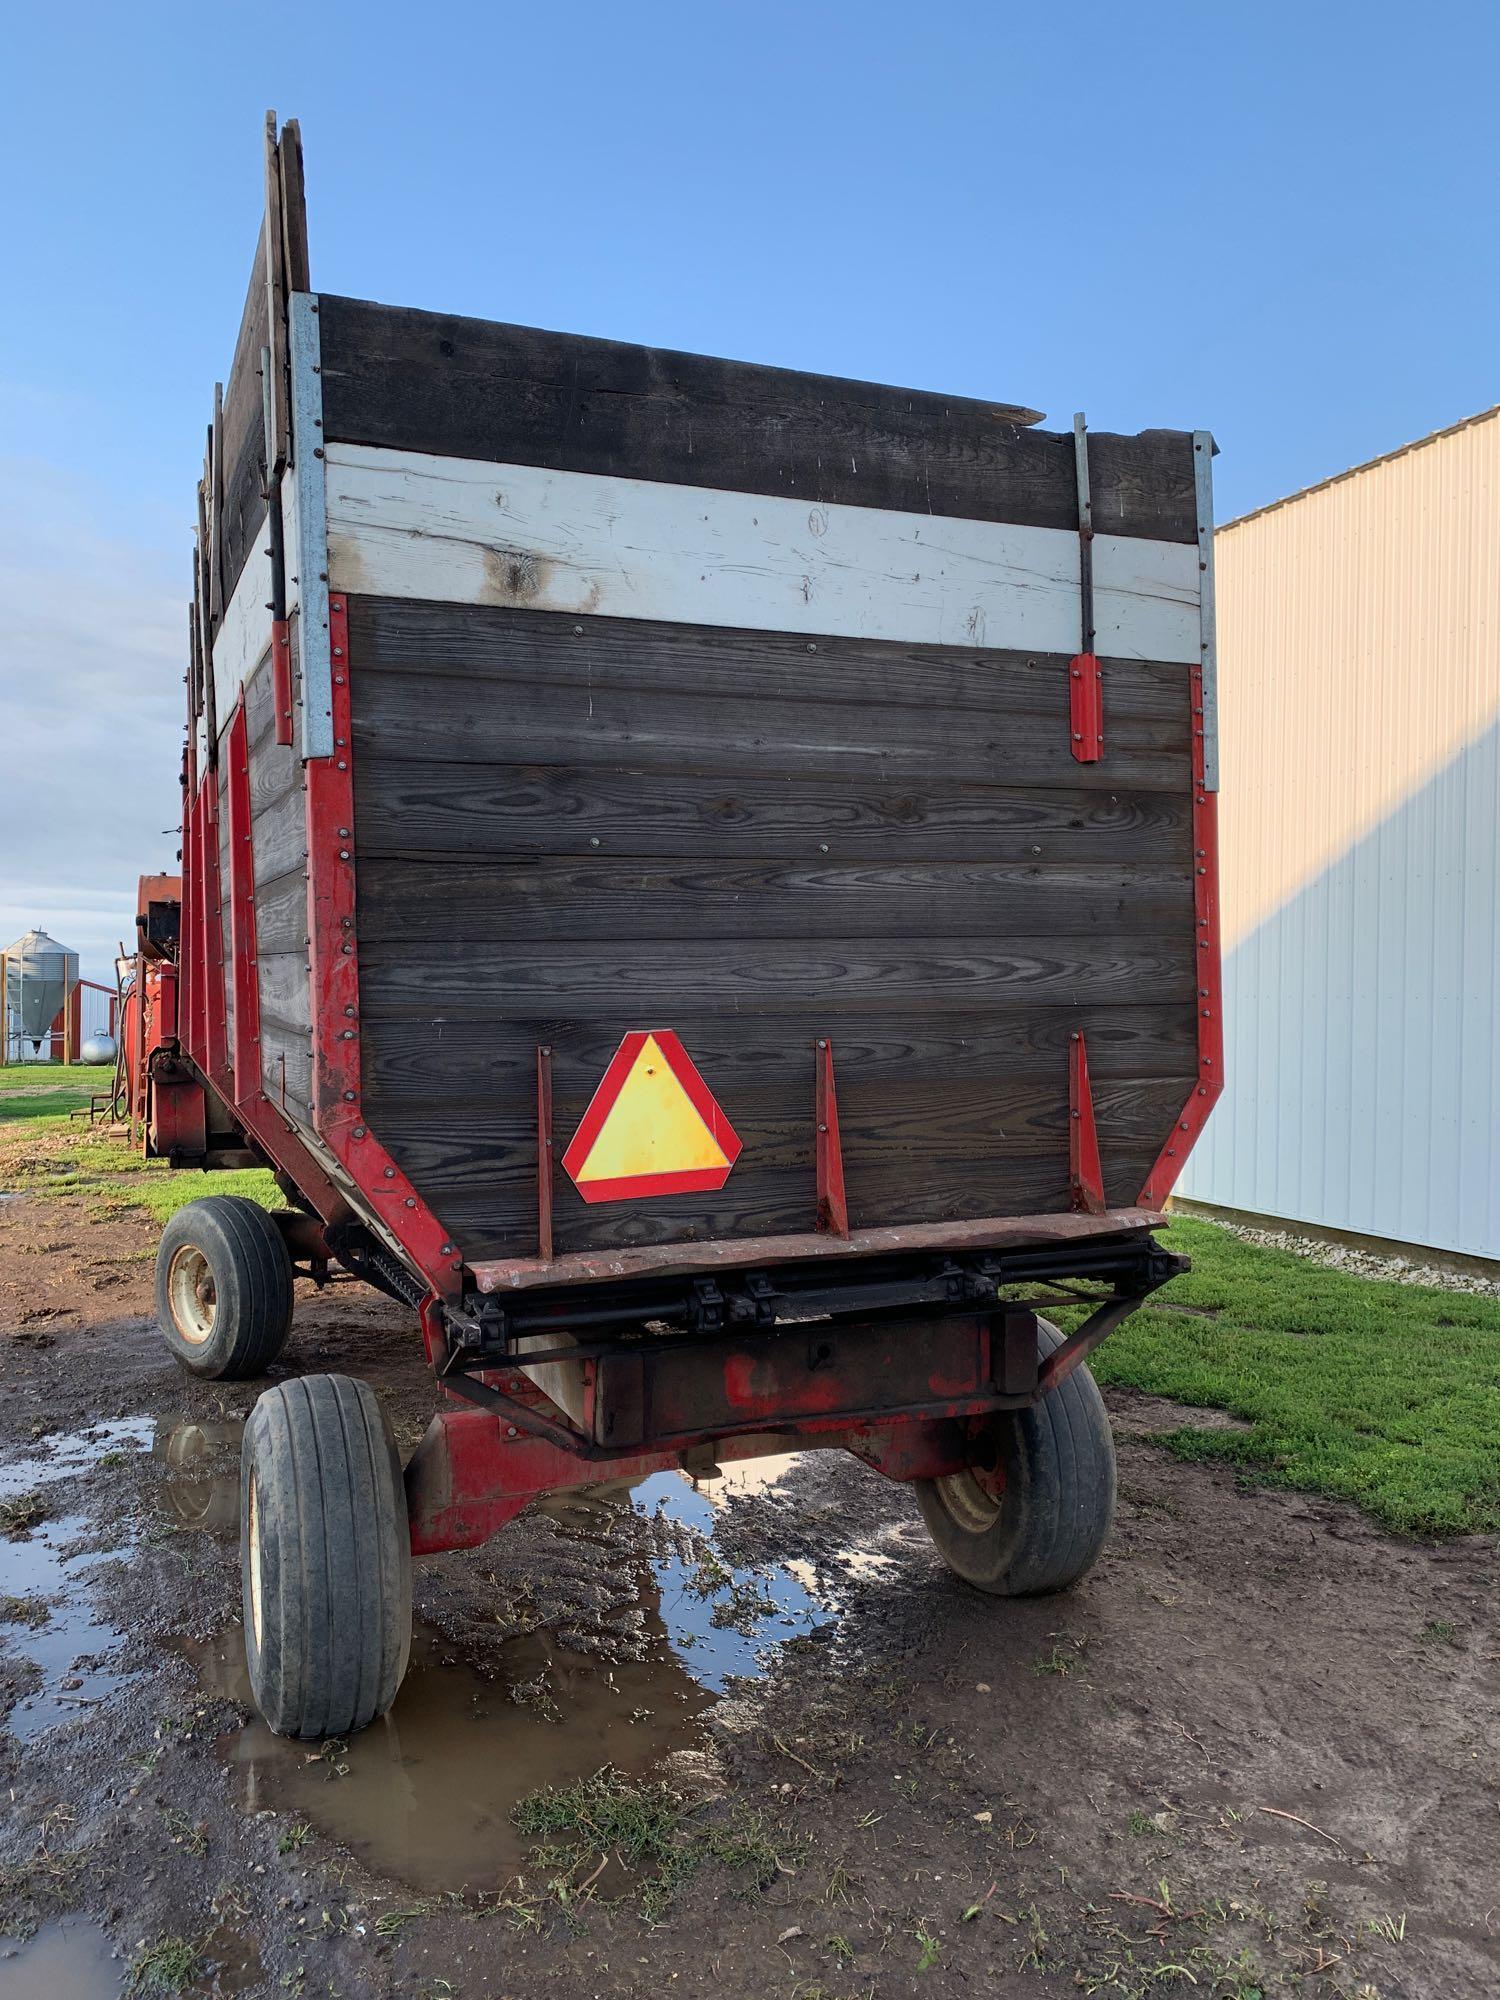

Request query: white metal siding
[{"left": 1183, "top": 409, "right": 1500, "bottom": 1260}]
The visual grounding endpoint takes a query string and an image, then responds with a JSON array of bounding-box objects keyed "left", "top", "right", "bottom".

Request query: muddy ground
[{"left": 0, "top": 1188, "right": 1497, "bottom": 2000}]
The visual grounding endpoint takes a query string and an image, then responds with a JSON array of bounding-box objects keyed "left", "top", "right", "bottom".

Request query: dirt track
[{"left": 1, "top": 1189, "right": 1497, "bottom": 1999}]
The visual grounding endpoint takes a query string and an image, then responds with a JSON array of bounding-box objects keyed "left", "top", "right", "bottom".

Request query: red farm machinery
[{"left": 124, "top": 117, "right": 1221, "bottom": 1739}]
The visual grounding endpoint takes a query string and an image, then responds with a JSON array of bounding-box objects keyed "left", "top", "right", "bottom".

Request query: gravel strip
[{"left": 1208, "top": 1218, "right": 1500, "bottom": 1299}]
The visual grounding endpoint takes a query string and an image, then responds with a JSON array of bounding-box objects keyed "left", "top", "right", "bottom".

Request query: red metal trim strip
[
  {"left": 202, "top": 775, "right": 229, "bottom": 1089},
  {"left": 304, "top": 595, "right": 463, "bottom": 1295},
  {"left": 815, "top": 1038, "right": 849, "bottom": 1235},
  {"left": 1069, "top": 652, "right": 1103, "bottom": 761},
  {"left": 1136, "top": 654, "right": 1224, "bottom": 1205},
  {"left": 1068, "top": 1030, "right": 1106, "bottom": 1214},
  {"left": 536, "top": 1043, "right": 554, "bottom": 1262},
  {"left": 270, "top": 619, "right": 294, "bottom": 748},
  {"left": 223, "top": 702, "right": 261, "bottom": 1105}
]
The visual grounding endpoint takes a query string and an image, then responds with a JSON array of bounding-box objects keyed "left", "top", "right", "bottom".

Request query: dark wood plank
[
  {"left": 412, "top": 1147, "right": 1162, "bottom": 1260},
  {"left": 358, "top": 1007, "right": 1199, "bottom": 1104},
  {"left": 347, "top": 599, "right": 1191, "bottom": 725},
  {"left": 318, "top": 294, "right": 1197, "bottom": 543},
  {"left": 357, "top": 935, "right": 1197, "bottom": 1015},
  {"left": 350, "top": 664, "right": 1186, "bottom": 791},
  {"left": 373, "top": 1076, "right": 1188, "bottom": 1190},
  {"left": 218, "top": 218, "right": 271, "bottom": 606},
  {"left": 354, "top": 760, "right": 1192, "bottom": 866},
  {"left": 356, "top": 856, "right": 1192, "bottom": 945}
]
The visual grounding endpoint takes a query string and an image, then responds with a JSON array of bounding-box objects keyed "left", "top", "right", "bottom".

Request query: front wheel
[
  {"left": 155, "top": 1196, "right": 294, "bottom": 1379},
  {"left": 241, "top": 1374, "right": 412, "bottom": 1738},
  {"left": 914, "top": 1317, "right": 1116, "bottom": 1595}
]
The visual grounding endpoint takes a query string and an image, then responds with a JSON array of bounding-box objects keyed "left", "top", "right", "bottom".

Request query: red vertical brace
[
  {"left": 177, "top": 791, "right": 196, "bottom": 1072},
  {"left": 224, "top": 702, "right": 261, "bottom": 1106},
  {"left": 536, "top": 1043, "right": 554, "bottom": 1262},
  {"left": 815, "top": 1038, "right": 849, "bottom": 1236},
  {"left": 202, "top": 772, "right": 230, "bottom": 1091},
  {"left": 270, "top": 619, "right": 294, "bottom": 747},
  {"left": 1136, "top": 652, "right": 1224, "bottom": 1206},
  {"left": 1069, "top": 653, "right": 1103, "bottom": 761},
  {"left": 1068, "top": 1031, "right": 1106, "bottom": 1214},
  {"left": 304, "top": 594, "right": 463, "bottom": 1297}
]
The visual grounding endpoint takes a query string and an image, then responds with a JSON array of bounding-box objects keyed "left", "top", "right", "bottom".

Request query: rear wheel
[
  {"left": 914, "top": 1317, "right": 1115, "bottom": 1595},
  {"left": 155, "top": 1196, "right": 294, "bottom": 1380},
  {"left": 241, "top": 1374, "right": 412, "bottom": 1739}
]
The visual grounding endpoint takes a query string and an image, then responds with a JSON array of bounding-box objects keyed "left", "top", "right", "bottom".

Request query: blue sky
[{"left": 2, "top": 0, "right": 1496, "bottom": 980}]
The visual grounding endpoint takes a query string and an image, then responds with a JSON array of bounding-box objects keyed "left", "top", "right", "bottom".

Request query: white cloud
[{"left": 0, "top": 458, "right": 185, "bottom": 984}]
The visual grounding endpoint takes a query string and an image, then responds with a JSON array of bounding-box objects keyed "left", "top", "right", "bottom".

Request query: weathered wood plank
[
  {"left": 258, "top": 951, "right": 310, "bottom": 1029},
  {"left": 258, "top": 1012, "right": 312, "bottom": 1121},
  {"left": 350, "top": 664, "right": 1186, "bottom": 790},
  {"left": 317, "top": 295, "right": 1198, "bottom": 542},
  {"left": 357, "top": 935, "right": 1197, "bottom": 1014},
  {"left": 356, "top": 856, "right": 1192, "bottom": 945},
  {"left": 254, "top": 865, "right": 306, "bottom": 953},
  {"left": 411, "top": 1149, "right": 1161, "bottom": 1259},
  {"left": 353, "top": 760, "right": 1193, "bottom": 865},
  {"left": 358, "top": 1007, "right": 1199, "bottom": 1103},
  {"left": 347, "top": 598, "right": 1190, "bottom": 722},
  {"left": 218, "top": 219, "right": 271, "bottom": 605},
  {"left": 374, "top": 1075, "right": 1189, "bottom": 1189},
  {"left": 325, "top": 445, "right": 1201, "bottom": 663}
]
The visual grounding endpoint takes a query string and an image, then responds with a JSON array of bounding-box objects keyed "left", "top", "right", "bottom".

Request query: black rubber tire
[
  {"left": 914, "top": 1318, "right": 1116, "bottom": 1595},
  {"left": 241, "top": 1374, "right": 412, "bottom": 1739},
  {"left": 155, "top": 1196, "right": 294, "bottom": 1380}
]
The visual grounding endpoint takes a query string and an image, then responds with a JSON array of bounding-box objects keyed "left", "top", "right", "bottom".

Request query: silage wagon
[{"left": 127, "top": 115, "right": 1222, "bottom": 1739}]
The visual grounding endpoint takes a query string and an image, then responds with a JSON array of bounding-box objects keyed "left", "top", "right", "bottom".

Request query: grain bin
[{"left": 2, "top": 930, "right": 79, "bottom": 1057}]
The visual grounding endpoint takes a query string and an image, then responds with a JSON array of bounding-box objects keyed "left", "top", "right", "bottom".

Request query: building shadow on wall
[{"left": 1182, "top": 718, "right": 1499, "bottom": 1261}]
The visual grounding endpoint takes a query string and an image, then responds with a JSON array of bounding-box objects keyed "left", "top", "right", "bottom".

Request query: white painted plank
[
  {"left": 324, "top": 444, "right": 1202, "bottom": 663},
  {"left": 211, "top": 513, "right": 273, "bottom": 730}
]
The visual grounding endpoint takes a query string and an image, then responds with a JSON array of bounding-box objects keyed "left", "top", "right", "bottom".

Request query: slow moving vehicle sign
[{"left": 561, "top": 1030, "right": 742, "bottom": 1203}]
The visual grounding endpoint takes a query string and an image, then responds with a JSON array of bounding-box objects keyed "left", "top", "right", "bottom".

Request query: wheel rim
[
  {"left": 932, "top": 1462, "right": 1004, "bottom": 1534},
  {"left": 248, "top": 1473, "right": 264, "bottom": 1649},
  {"left": 167, "top": 1245, "right": 217, "bottom": 1345}
]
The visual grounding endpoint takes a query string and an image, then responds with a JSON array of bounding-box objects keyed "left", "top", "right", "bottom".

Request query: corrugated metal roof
[{"left": 1222, "top": 403, "right": 1500, "bottom": 533}]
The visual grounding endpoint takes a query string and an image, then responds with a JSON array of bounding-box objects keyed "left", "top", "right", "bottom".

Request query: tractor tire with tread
[
  {"left": 914, "top": 1317, "right": 1116, "bottom": 1595},
  {"left": 241, "top": 1373, "right": 412, "bottom": 1739},
  {"left": 155, "top": 1195, "right": 294, "bottom": 1380}
]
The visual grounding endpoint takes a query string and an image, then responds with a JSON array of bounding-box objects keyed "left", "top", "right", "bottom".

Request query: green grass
[
  {"left": 1091, "top": 1217, "right": 1500, "bottom": 1537},
  {"left": 125, "top": 1934, "right": 202, "bottom": 1995},
  {"left": 0, "top": 1071, "right": 282, "bottom": 1223},
  {"left": 513, "top": 1767, "right": 803, "bottom": 1923}
]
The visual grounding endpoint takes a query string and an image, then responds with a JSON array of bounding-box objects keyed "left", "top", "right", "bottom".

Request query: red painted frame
[
  {"left": 1068, "top": 1030, "right": 1106, "bottom": 1214},
  {"left": 302, "top": 596, "right": 463, "bottom": 1294},
  {"left": 560, "top": 1027, "right": 742, "bottom": 1202},
  {"left": 815, "top": 1037, "right": 849, "bottom": 1236},
  {"left": 223, "top": 703, "right": 261, "bottom": 1105},
  {"left": 1136, "top": 649, "right": 1224, "bottom": 1205}
]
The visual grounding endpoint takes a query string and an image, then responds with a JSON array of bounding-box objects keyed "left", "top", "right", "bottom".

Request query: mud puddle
[
  {"left": 179, "top": 1448, "right": 831, "bottom": 1893},
  {"left": 0, "top": 1916, "right": 121, "bottom": 1998},
  {"left": 0, "top": 1418, "right": 152, "bottom": 1740},
  {"left": 632, "top": 1468, "right": 826, "bottom": 1692}
]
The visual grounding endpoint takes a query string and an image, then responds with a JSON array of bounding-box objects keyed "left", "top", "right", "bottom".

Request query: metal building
[{"left": 1181, "top": 406, "right": 1500, "bottom": 1264}]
